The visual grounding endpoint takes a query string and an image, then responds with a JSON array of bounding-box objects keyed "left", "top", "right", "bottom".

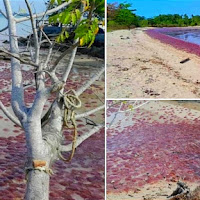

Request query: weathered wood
[{"left": 180, "top": 58, "right": 190, "bottom": 64}]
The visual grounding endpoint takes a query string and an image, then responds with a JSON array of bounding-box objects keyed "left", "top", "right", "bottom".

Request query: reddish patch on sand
[
  {"left": 0, "top": 61, "right": 105, "bottom": 199},
  {"left": 0, "top": 128, "right": 104, "bottom": 200},
  {"left": 107, "top": 104, "right": 200, "bottom": 194}
]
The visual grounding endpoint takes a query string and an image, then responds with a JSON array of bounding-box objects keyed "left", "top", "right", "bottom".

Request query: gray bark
[{"left": 25, "top": 171, "right": 50, "bottom": 200}]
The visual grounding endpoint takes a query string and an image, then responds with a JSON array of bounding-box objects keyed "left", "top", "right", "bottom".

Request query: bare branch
[
  {"left": 60, "top": 125, "right": 104, "bottom": 152},
  {"left": 0, "top": 48, "right": 39, "bottom": 67},
  {"left": 3, "top": 0, "right": 27, "bottom": 120},
  {"left": 0, "top": 9, "right": 7, "bottom": 19},
  {"left": 39, "top": 28, "right": 54, "bottom": 68},
  {"left": 0, "top": 101, "right": 21, "bottom": 127},
  {"left": 44, "top": 44, "right": 54, "bottom": 68},
  {"left": 15, "top": 0, "right": 73, "bottom": 23},
  {"left": 118, "top": 101, "right": 150, "bottom": 113},
  {"left": 61, "top": 40, "right": 78, "bottom": 83},
  {"left": 52, "top": 42, "right": 79, "bottom": 71},
  {"left": 60, "top": 2, "right": 85, "bottom": 90},
  {"left": 76, "top": 105, "right": 105, "bottom": 119},
  {"left": 0, "top": 25, "right": 8, "bottom": 32},
  {"left": 40, "top": 28, "right": 52, "bottom": 45},
  {"left": 25, "top": 0, "right": 39, "bottom": 64},
  {"left": 107, "top": 101, "right": 150, "bottom": 128},
  {"left": 76, "top": 67, "right": 105, "bottom": 96},
  {"left": 35, "top": 70, "right": 58, "bottom": 83}
]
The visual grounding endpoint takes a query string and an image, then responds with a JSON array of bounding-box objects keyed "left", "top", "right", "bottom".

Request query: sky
[
  {"left": 0, "top": 0, "right": 47, "bottom": 13},
  {"left": 107, "top": 0, "right": 200, "bottom": 18}
]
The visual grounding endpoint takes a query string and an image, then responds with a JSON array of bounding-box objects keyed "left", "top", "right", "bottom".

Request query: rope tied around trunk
[
  {"left": 25, "top": 160, "right": 54, "bottom": 180},
  {"left": 59, "top": 89, "right": 81, "bottom": 162}
]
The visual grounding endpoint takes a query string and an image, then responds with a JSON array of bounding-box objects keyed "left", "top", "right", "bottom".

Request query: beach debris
[
  {"left": 144, "top": 89, "right": 160, "bottom": 96},
  {"left": 117, "top": 67, "right": 129, "bottom": 71},
  {"left": 120, "top": 37, "right": 130, "bottom": 40},
  {"left": 111, "top": 180, "right": 117, "bottom": 189},
  {"left": 196, "top": 80, "right": 200, "bottom": 84},
  {"left": 141, "top": 66, "right": 151, "bottom": 70},
  {"left": 121, "top": 67, "right": 129, "bottom": 71},
  {"left": 167, "top": 182, "right": 190, "bottom": 199},
  {"left": 180, "top": 58, "right": 190, "bottom": 64}
]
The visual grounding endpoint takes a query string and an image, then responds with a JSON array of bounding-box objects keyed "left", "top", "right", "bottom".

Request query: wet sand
[{"left": 107, "top": 28, "right": 200, "bottom": 98}]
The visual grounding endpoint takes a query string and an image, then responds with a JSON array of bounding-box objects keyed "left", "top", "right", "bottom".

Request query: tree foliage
[
  {"left": 48, "top": 0, "right": 104, "bottom": 46},
  {"left": 107, "top": 3, "right": 138, "bottom": 29},
  {"left": 107, "top": 2, "right": 200, "bottom": 29}
]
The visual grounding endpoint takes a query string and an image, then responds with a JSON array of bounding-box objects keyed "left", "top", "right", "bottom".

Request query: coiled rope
[{"left": 59, "top": 89, "right": 81, "bottom": 162}]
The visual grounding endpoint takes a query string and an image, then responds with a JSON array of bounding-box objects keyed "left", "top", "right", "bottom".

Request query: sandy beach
[{"left": 107, "top": 28, "right": 200, "bottom": 98}]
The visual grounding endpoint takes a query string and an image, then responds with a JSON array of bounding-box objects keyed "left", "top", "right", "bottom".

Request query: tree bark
[
  {"left": 25, "top": 171, "right": 50, "bottom": 200},
  {"left": 24, "top": 101, "right": 63, "bottom": 200}
]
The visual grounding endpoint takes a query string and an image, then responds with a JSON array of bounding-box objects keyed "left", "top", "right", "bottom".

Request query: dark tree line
[{"left": 107, "top": 3, "right": 200, "bottom": 30}]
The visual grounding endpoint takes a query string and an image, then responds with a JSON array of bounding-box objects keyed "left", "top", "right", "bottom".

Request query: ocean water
[
  {"left": 0, "top": 15, "right": 33, "bottom": 44},
  {"left": 0, "top": 0, "right": 46, "bottom": 45},
  {"left": 166, "top": 29, "right": 200, "bottom": 45}
]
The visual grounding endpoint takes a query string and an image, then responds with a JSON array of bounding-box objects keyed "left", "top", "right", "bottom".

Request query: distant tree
[
  {"left": 107, "top": 3, "right": 200, "bottom": 29},
  {"left": 115, "top": 3, "right": 138, "bottom": 28},
  {"left": 107, "top": 2, "right": 138, "bottom": 29}
]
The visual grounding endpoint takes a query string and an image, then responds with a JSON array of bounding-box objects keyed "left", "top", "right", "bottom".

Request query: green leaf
[
  {"left": 56, "top": 35, "right": 61, "bottom": 43},
  {"left": 50, "top": 0, "right": 56, "bottom": 4},
  {"left": 64, "top": 31, "right": 69, "bottom": 38},
  {"left": 61, "top": 12, "right": 71, "bottom": 24},
  {"left": 88, "top": 35, "right": 95, "bottom": 48},
  {"left": 49, "top": 14, "right": 59, "bottom": 23},
  {"left": 75, "top": 9, "right": 81, "bottom": 20},
  {"left": 57, "top": 0, "right": 62, "bottom": 5},
  {"left": 71, "top": 12, "right": 77, "bottom": 25},
  {"left": 60, "top": 33, "right": 65, "bottom": 42}
]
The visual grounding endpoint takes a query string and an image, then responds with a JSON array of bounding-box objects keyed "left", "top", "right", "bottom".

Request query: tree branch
[
  {"left": 60, "top": 2, "right": 85, "bottom": 91},
  {"left": 107, "top": 101, "right": 150, "bottom": 128},
  {"left": 15, "top": 0, "right": 73, "bottom": 23},
  {"left": 76, "top": 67, "right": 105, "bottom": 96},
  {"left": 76, "top": 105, "right": 105, "bottom": 119},
  {"left": 118, "top": 101, "right": 150, "bottom": 113},
  {"left": 60, "top": 124, "right": 103, "bottom": 152},
  {"left": 0, "top": 48, "right": 39, "bottom": 67},
  {"left": 0, "top": 9, "right": 7, "bottom": 19},
  {"left": 0, "top": 25, "right": 8, "bottom": 32},
  {"left": 44, "top": 44, "right": 54, "bottom": 68},
  {"left": 40, "top": 28, "right": 52, "bottom": 45},
  {"left": 3, "top": 0, "right": 27, "bottom": 121},
  {"left": 0, "top": 101, "right": 22, "bottom": 127},
  {"left": 52, "top": 42, "right": 79, "bottom": 71},
  {"left": 61, "top": 42, "right": 78, "bottom": 82},
  {"left": 25, "top": 0, "right": 39, "bottom": 64}
]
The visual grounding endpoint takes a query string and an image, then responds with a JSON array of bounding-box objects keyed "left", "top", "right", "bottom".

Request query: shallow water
[{"left": 165, "top": 29, "right": 200, "bottom": 45}]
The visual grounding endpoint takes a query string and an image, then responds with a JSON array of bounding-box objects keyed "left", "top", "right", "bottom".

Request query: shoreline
[
  {"left": 107, "top": 28, "right": 200, "bottom": 98},
  {"left": 146, "top": 27, "right": 200, "bottom": 57}
]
